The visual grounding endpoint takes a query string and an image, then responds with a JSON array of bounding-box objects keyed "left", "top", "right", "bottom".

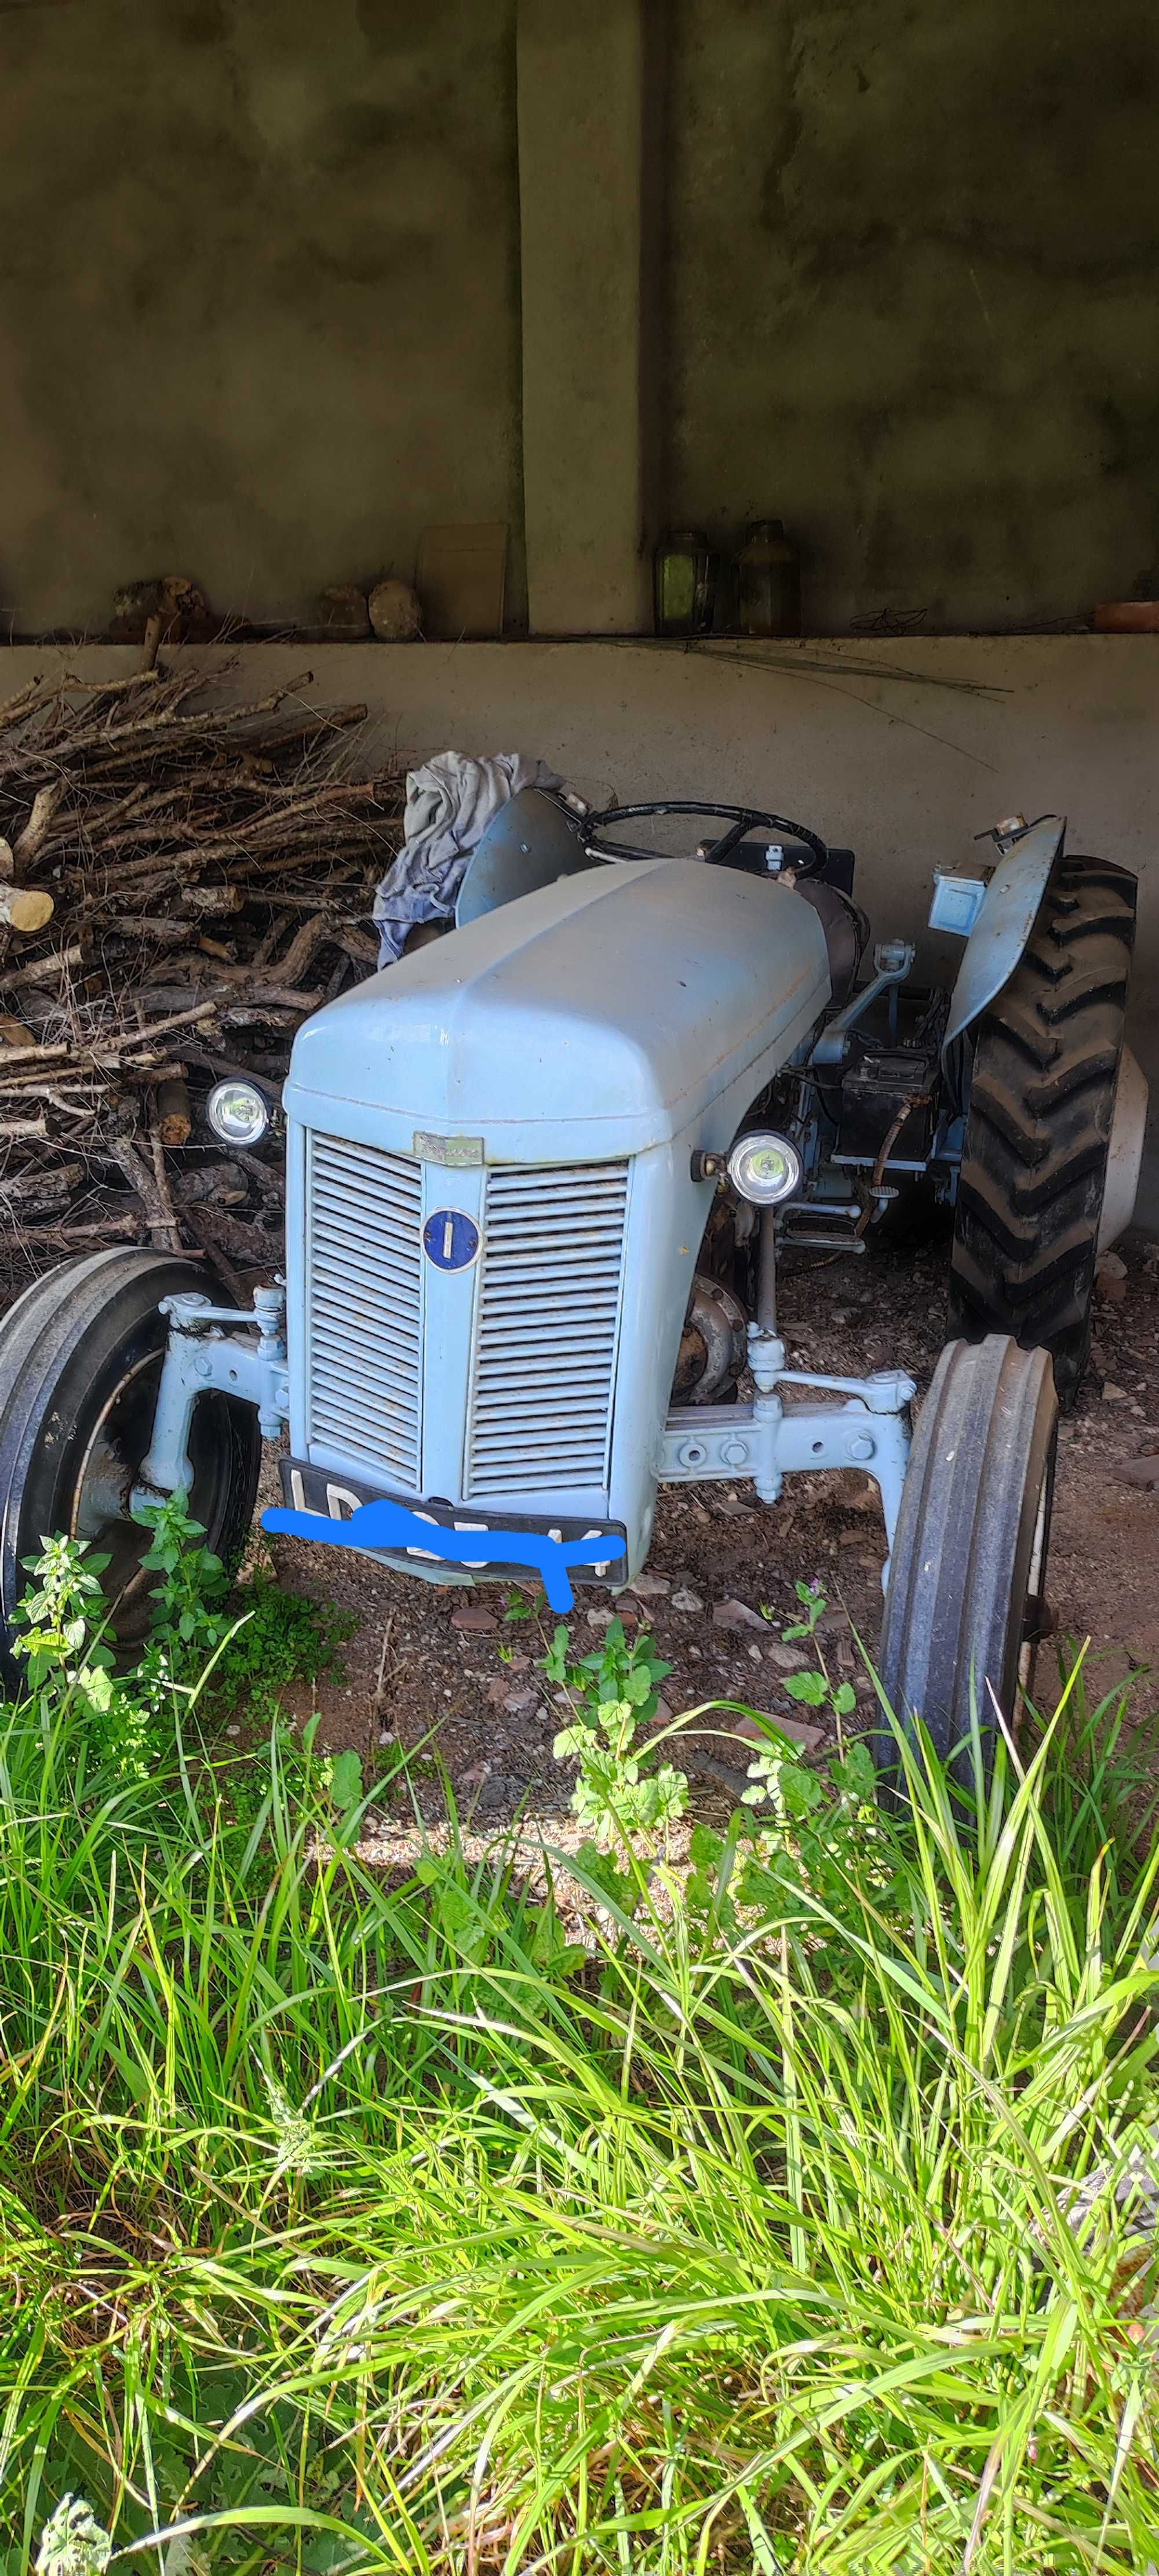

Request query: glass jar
[
  {"left": 737, "top": 519, "right": 800, "bottom": 637},
  {"left": 654, "top": 531, "right": 718, "bottom": 636}
]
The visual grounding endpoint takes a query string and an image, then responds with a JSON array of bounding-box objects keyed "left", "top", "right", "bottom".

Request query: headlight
[
  {"left": 727, "top": 1130, "right": 802, "bottom": 1206},
  {"left": 206, "top": 1078, "right": 271, "bottom": 1147}
]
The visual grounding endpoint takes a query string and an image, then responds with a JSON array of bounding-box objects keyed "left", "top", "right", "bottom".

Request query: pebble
[
  {"left": 503, "top": 1687, "right": 537, "bottom": 1713},
  {"left": 451, "top": 1602, "right": 498, "bottom": 1633},
  {"left": 225, "top": 1724, "right": 240, "bottom": 1737},
  {"left": 586, "top": 1607, "right": 614, "bottom": 1628},
  {"left": 671, "top": 1587, "right": 705, "bottom": 1613},
  {"left": 378, "top": 1727, "right": 396, "bottom": 1745},
  {"left": 712, "top": 1596, "right": 766, "bottom": 1632},
  {"left": 765, "top": 1640, "right": 804, "bottom": 1672},
  {"left": 630, "top": 1572, "right": 670, "bottom": 1598},
  {"left": 747, "top": 1644, "right": 763, "bottom": 1663},
  {"left": 730, "top": 1711, "right": 825, "bottom": 1752},
  {"left": 1102, "top": 1382, "right": 1129, "bottom": 1403}
]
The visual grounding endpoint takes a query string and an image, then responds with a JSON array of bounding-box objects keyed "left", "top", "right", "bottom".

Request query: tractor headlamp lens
[
  {"left": 727, "top": 1131, "right": 802, "bottom": 1206},
  {"left": 206, "top": 1079, "right": 270, "bottom": 1148}
]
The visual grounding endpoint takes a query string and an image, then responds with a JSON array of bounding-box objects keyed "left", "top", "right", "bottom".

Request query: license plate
[{"left": 279, "top": 1458, "right": 628, "bottom": 1585}]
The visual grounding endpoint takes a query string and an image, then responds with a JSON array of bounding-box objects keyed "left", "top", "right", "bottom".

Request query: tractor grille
[
  {"left": 305, "top": 1132, "right": 423, "bottom": 1486},
  {"left": 465, "top": 1161, "right": 629, "bottom": 1498}
]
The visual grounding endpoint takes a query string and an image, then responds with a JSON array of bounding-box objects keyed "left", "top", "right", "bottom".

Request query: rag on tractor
[{"left": 0, "top": 792, "right": 1145, "bottom": 1784}]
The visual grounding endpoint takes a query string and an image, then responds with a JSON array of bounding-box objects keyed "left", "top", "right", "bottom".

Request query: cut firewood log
[
  {"left": 0, "top": 658, "right": 405, "bottom": 1310},
  {"left": 154, "top": 1075, "right": 192, "bottom": 1147},
  {"left": 0, "top": 885, "right": 54, "bottom": 932}
]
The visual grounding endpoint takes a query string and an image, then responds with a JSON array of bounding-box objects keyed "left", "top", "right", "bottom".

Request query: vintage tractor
[{"left": 0, "top": 792, "right": 1145, "bottom": 1781}]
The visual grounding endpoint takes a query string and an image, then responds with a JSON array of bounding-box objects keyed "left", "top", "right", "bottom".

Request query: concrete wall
[
  {"left": 0, "top": 0, "right": 524, "bottom": 634},
  {"left": 1, "top": 2, "right": 1156, "bottom": 639},
  {"left": 3, "top": 636, "right": 1154, "bottom": 1218},
  {"left": 667, "top": 0, "right": 1159, "bottom": 631}
]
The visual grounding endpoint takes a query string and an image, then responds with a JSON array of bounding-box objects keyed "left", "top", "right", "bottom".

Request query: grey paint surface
[
  {"left": 0, "top": 0, "right": 524, "bottom": 633},
  {"left": 0, "top": 637, "right": 1153, "bottom": 1221},
  {"left": 667, "top": 0, "right": 1159, "bottom": 631}
]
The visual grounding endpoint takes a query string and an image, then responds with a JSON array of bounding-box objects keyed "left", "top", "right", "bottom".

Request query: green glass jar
[{"left": 654, "top": 531, "right": 718, "bottom": 636}]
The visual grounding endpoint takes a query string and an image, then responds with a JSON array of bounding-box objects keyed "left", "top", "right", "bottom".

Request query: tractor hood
[{"left": 284, "top": 859, "right": 830, "bottom": 1161}]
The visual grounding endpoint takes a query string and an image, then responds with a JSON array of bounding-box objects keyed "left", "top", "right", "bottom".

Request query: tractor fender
[{"left": 941, "top": 814, "right": 1065, "bottom": 1054}]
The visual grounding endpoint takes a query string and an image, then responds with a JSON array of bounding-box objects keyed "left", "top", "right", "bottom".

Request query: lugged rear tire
[{"left": 947, "top": 852, "right": 1137, "bottom": 1405}]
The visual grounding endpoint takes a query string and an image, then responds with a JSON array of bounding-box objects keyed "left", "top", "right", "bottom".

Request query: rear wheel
[
  {"left": 948, "top": 853, "right": 1137, "bottom": 1403},
  {"left": 876, "top": 1336, "right": 1057, "bottom": 1792},
  {"left": 0, "top": 1250, "right": 261, "bottom": 1678}
]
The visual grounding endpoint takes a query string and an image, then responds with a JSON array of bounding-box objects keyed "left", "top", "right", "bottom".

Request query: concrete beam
[{"left": 516, "top": 0, "right": 660, "bottom": 635}]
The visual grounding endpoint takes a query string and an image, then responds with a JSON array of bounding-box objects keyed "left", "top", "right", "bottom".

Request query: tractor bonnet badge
[{"left": 422, "top": 1209, "right": 480, "bottom": 1271}]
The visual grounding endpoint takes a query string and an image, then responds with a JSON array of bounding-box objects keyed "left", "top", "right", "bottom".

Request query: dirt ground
[{"left": 261, "top": 1229, "right": 1159, "bottom": 1860}]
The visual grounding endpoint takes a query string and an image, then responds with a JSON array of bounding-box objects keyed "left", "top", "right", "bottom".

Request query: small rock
[
  {"left": 765, "top": 1640, "right": 805, "bottom": 1672},
  {"left": 478, "top": 1774, "right": 530, "bottom": 1813},
  {"left": 506, "top": 1653, "right": 531, "bottom": 1671},
  {"left": 1114, "top": 1453, "right": 1159, "bottom": 1489},
  {"left": 716, "top": 1493, "right": 752, "bottom": 1519},
  {"left": 671, "top": 1587, "right": 705, "bottom": 1613},
  {"left": 586, "top": 1607, "right": 614, "bottom": 1628},
  {"left": 712, "top": 1597, "right": 766, "bottom": 1633},
  {"left": 747, "top": 1643, "right": 763, "bottom": 1664},
  {"left": 552, "top": 1687, "right": 571, "bottom": 1705},
  {"left": 378, "top": 1727, "right": 396, "bottom": 1745},
  {"left": 460, "top": 1760, "right": 491, "bottom": 1788},
  {"left": 629, "top": 1572, "right": 670, "bottom": 1598},
  {"left": 854, "top": 1673, "right": 875, "bottom": 1698},
  {"left": 834, "top": 1642, "right": 856, "bottom": 1672},
  {"left": 839, "top": 1541, "right": 880, "bottom": 1572},
  {"left": 369, "top": 575, "right": 422, "bottom": 640},
  {"left": 688, "top": 1644, "right": 703, "bottom": 1661},
  {"left": 451, "top": 1602, "right": 498, "bottom": 1633},
  {"left": 728, "top": 1711, "right": 825, "bottom": 1753},
  {"left": 316, "top": 582, "right": 371, "bottom": 637},
  {"left": 1102, "top": 1382, "right": 1129, "bottom": 1403},
  {"left": 504, "top": 1687, "right": 536, "bottom": 1713},
  {"left": 225, "top": 1724, "right": 240, "bottom": 1738}
]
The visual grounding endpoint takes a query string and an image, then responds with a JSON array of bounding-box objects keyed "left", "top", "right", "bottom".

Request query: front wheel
[
  {"left": 0, "top": 1250, "right": 261, "bottom": 1678},
  {"left": 876, "top": 1336, "right": 1057, "bottom": 1792}
]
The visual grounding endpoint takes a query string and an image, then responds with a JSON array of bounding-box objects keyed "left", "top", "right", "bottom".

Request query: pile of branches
[{"left": 0, "top": 661, "right": 403, "bottom": 1307}]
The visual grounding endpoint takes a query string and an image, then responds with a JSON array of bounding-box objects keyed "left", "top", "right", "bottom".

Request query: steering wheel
[{"left": 581, "top": 800, "right": 829, "bottom": 878}]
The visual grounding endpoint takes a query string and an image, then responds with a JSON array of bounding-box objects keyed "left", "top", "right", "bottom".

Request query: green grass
[{"left": 0, "top": 1567, "right": 1155, "bottom": 2573}]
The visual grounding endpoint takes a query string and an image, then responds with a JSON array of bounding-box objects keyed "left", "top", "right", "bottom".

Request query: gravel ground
[{"left": 260, "top": 1227, "right": 1159, "bottom": 1870}]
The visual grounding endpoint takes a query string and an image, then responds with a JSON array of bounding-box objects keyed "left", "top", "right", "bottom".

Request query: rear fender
[{"left": 941, "top": 815, "right": 1065, "bottom": 1056}]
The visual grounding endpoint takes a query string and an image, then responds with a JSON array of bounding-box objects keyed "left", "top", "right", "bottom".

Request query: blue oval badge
[{"left": 422, "top": 1209, "right": 480, "bottom": 1271}]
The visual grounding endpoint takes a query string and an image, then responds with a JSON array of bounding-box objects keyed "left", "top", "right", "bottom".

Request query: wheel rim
[
  {"left": 1017, "top": 1445, "right": 1056, "bottom": 1698},
  {"left": 67, "top": 1354, "right": 242, "bottom": 1633}
]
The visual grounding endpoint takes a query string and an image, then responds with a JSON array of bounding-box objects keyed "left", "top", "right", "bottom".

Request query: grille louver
[
  {"left": 306, "top": 1133, "right": 422, "bottom": 1486},
  {"left": 465, "top": 1161, "right": 628, "bottom": 1497}
]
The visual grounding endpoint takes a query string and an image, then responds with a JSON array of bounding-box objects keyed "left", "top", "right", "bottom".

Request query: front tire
[
  {"left": 0, "top": 1250, "right": 261, "bottom": 1677},
  {"left": 876, "top": 1336, "right": 1057, "bottom": 1791},
  {"left": 948, "top": 853, "right": 1137, "bottom": 1405}
]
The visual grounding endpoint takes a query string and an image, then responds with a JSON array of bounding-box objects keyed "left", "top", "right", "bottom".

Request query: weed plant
[{"left": 0, "top": 1536, "right": 1154, "bottom": 2573}]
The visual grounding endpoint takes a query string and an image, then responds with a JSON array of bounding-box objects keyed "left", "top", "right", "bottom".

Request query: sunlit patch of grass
[{"left": 0, "top": 1571, "right": 1154, "bottom": 2572}]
